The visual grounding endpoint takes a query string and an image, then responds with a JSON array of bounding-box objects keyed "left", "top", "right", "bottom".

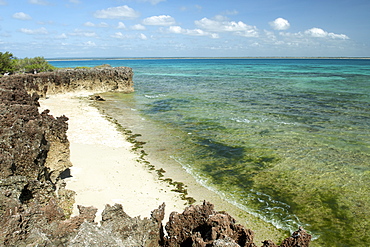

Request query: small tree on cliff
[
  {"left": 1, "top": 51, "right": 56, "bottom": 75},
  {"left": 0, "top": 51, "right": 17, "bottom": 75},
  {"left": 17, "top": 56, "right": 56, "bottom": 73}
]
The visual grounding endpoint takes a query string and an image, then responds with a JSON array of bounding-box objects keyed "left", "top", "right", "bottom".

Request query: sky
[{"left": 0, "top": 0, "right": 369, "bottom": 58}]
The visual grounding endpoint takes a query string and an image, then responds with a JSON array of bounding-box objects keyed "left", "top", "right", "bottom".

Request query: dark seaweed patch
[
  {"left": 144, "top": 98, "right": 190, "bottom": 114},
  {"left": 195, "top": 138, "right": 245, "bottom": 159},
  {"left": 190, "top": 137, "right": 279, "bottom": 190}
]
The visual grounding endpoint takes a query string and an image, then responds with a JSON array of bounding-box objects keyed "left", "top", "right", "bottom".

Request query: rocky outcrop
[
  {"left": 164, "top": 201, "right": 311, "bottom": 247},
  {"left": 0, "top": 75, "right": 71, "bottom": 183},
  {"left": 165, "top": 201, "right": 255, "bottom": 247},
  {"left": 261, "top": 227, "right": 311, "bottom": 247},
  {"left": 6, "top": 66, "right": 134, "bottom": 97},
  {"left": 0, "top": 75, "right": 76, "bottom": 245},
  {"left": 0, "top": 71, "right": 311, "bottom": 246}
]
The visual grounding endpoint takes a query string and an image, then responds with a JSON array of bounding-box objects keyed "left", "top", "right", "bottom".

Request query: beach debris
[{"left": 89, "top": 95, "right": 106, "bottom": 101}]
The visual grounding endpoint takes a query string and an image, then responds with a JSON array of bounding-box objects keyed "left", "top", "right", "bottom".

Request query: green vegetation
[
  {"left": 65, "top": 64, "right": 112, "bottom": 70},
  {"left": 0, "top": 52, "right": 17, "bottom": 74},
  {"left": 0, "top": 51, "right": 56, "bottom": 75},
  {"left": 16, "top": 56, "right": 56, "bottom": 73},
  {"left": 74, "top": 66, "right": 91, "bottom": 70}
]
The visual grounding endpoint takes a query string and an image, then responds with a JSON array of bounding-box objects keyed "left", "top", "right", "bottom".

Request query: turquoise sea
[{"left": 49, "top": 58, "right": 370, "bottom": 246}]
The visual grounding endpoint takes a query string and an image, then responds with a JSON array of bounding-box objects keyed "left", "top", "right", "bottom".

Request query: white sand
[{"left": 39, "top": 91, "right": 187, "bottom": 222}]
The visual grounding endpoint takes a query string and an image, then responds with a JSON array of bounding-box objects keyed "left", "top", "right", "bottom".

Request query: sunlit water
[{"left": 50, "top": 58, "right": 370, "bottom": 246}]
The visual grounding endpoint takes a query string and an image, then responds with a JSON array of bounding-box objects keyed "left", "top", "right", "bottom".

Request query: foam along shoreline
[{"left": 38, "top": 91, "right": 188, "bottom": 222}]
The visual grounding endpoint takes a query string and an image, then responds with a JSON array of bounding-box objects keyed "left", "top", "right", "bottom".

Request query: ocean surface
[{"left": 50, "top": 58, "right": 370, "bottom": 246}]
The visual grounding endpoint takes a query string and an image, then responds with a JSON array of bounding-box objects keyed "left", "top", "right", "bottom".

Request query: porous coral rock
[{"left": 164, "top": 201, "right": 255, "bottom": 247}]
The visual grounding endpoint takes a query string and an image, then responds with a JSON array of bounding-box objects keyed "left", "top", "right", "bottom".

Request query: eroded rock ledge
[
  {"left": 0, "top": 70, "right": 311, "bottom": 246},
  {"left": 11, "top": 67, "right": 134, "bottom": 97}
]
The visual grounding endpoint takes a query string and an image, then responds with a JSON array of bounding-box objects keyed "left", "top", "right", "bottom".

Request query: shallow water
[{"left": 50, "top": 58, "right": 370, "bottom": 246}]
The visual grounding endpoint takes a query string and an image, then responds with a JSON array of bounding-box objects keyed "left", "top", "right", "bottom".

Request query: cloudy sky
[{"left": 0, "top": 0, "right": 369, "bottom": 58}]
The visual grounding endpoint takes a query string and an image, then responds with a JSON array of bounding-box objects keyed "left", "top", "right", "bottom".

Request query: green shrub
[
  {"left": 0, "top": 52, "right": 17, "bottom": 75},
  {"left": 0, "top": 51, "right": 56, "bottom": 75},
  {"left": 17, "top": 56, "right": 56, "bottom": 73},
  {"left": 74, "top": 66, "right": 91, "bottom": 70}
]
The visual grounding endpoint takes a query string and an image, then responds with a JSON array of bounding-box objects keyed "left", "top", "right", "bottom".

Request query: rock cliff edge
[{"left": 15, "top": 66, "right": 134, "bottom": 97}]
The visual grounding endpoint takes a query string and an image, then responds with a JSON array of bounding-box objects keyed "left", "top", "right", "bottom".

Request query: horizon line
[{"left": 46, "top": 56, "right": 370, "bottom": 61}]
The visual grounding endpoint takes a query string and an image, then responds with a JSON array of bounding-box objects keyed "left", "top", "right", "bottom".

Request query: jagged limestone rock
[
  {"left": 67, "top": 221, "right": 124, "bottom": 247},
  {"left": 11, "top": 67, "right": 134, "bottom": 97},
  {"left": 100, "top": 203, "right": 164, "bottom": 247},
  {"left": 164, "top": 201, "right": 255, "bottom": 247}
]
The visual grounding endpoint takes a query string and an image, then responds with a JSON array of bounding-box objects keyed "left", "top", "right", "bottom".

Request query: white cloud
[
  {"left": 183, "top": 28, "right": 205, "bottom": 36},
  {"left": 269, "top": 18, "right": 290, "bottom": 30},
  {"left": 37, "top": 20, "right": 54, "bottom": 25},
  {"left": 195, "top": 17, "right": 246, "bottom": 31},
  {"left": 84, "top": 22, "right": 109, "bottom": 27},
  {"left": 131, "top": 24, "right": 146, "bottom": 30},
  {"left": 84, "top": 22, "right": 95, "bottom": 27},
  {"left": 181, "top": 4, "right": 202, "bottom": 12},
  {"left": 140, "top": 33, "right": 147, "bottom": 40},
  {"left": 279, "top": 27, "right": 349, "bottom": 40},
  {"left": 168, "top": 26, "right": 182, "bottom": 34},
  {"left": 305, "top": 28, "right": 327, "bottom": 37},
  {"left": 168, "top": 25, "right": 219, "bottom": 38},
  {"left": 84, "top": 41, "right": 96, "bottom": 47},
  {"left": 187, "top": 29, "right": 218, "bottom": 38},
  {"left": 111, "top": 32, "right": 128, "bottom": 39},
  {"left": 278, "top": 31, "right": 302, "bottom": 38},
  {"left": 143, "top": 15, "right": 175, "bottom": 26},
  {"left": 69, "top": 29, "right": 98, "bottom": 37},
  {"left": 98, "top": 22, "right": 109, "bottom": 27},
  {"left": 13, "top": 12, "right": 32, "bottom": 20},
  {"left": 304, "top": 28, "right": 349, "bottom": 39},
  {"left": 117, "top": 22, "right": 126, "bottom": 29},
  {"left": 138, "top": 0, "right": 166, "bottom": 4},
  {"left": 194, "top": 17, "right": 258, "bottom": 37},
  {"left": 213, "top": 15, "right": 229, "bottom": 22},
  {"left": 55, "top": 33, "right": 68, "bottom": 39},
  {"left": 111, "top": 32, "right": 147, "bottom": 40},
  {"left": 235, "top": 29, "right": 259, "bottom": 38},
  {"left": 222, "top": 10, "right": 238, "bottom": 16},
  {"left": 264, "top": 30, "right": 277, "bottom": 40},
  {"left": 94, "top": 5, "right": 140, "bottom": 19},
  {"left": 20, "top": 27, "right": 48, "bottom": 35},
  {"left": 28, "top": 0, "right": 50, "bottom": 5},
  {"left": 195, "top": 5, "right": 202, "bottom": 11}
]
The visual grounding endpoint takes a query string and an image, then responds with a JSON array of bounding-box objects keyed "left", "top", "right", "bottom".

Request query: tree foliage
[
  {"left": 16, "top": 56, "right": 56, "bottom": 73},
  {"left": 0, "top": 51, "right": 56, "bottom": 75},
  {"left": 0, "top": 52, "right": 17, "bottom": 74}
]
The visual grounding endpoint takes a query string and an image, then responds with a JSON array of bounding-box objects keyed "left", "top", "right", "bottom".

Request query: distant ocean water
[{"left": 50, "top": 58, "right": 370, "bottom": 246}]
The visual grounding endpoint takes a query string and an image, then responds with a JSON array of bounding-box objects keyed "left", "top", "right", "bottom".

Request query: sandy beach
[
  {"left": 38, "top": 90, "right": 289, "bottom": 244},
  {"left": 39, "top": 91, "right": 188, "bottom": 222}
]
